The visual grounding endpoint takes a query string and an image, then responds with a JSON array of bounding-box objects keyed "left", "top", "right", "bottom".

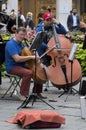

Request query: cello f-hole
[
  {"left": 64, "top": 53, "right": 69, "bottom": 58},
  {"left": 52, "top": 56, "right": 57, "bottom": 67}
]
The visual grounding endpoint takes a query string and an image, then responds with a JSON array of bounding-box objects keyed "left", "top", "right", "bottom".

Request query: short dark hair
[
  {"left": 72, "top": 8, "right": 77, "bottom": 12},
  {"left": 16, "top": 27, "right": 26, "bottom": 33}
]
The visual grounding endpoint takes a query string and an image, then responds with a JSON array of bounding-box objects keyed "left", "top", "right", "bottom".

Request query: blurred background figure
[
  {"left": 10, "top": 9, "right": 16, "bottom": 16},
  {"left": 6, "top": 12, "right": 16, "bottom": 33},
  {"left": 79, "top": 15, "right": 86, "bottom": 33},
  {"left": 18, "top": 10, "right": 26, "bottom": 27},
  {"left": 47, "top": 5, "right": 55, "bottom": 18},
  {"left": 2, "top": 9, "right": 7, "bottom": 14},
  {"left": 25, "top": 12, "right": 34, "bottom": 31},
  {"left": 47, "top": 6, "right": 51, "bottom": 13},
  {"left": 37, "top": 9, "right": 44, "bottom": 24},
  {"left": 0, "top": 9, "right": 8, "bottom": 24},
  {"left": 69, "top": 10, "right": 72, "bottom": 15},
  {"left": 67, "top": 8, "right": 80, "bottom": 31},
  {"left": 80, "top": 21, "right": 86, "bottom": 32}
]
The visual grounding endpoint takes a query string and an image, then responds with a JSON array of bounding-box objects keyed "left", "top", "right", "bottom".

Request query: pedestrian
[
  {"left": 18, "top": 10, "right": 26, "bottom": 27},
  {"left": 37, "top": 9, "right": 44, "bottom": 24},
  {"left": 67, "top": 8, "right": 80, "bottom": 31}
]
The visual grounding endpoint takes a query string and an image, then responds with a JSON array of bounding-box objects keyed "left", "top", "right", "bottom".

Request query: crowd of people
[
  {"left": 1, "top": 7, "right": 86, "bottom": 101},
  {"left": 0, "top": 9, "right": 34, "bottom": 33},
  {"left": 1, "top": 7, "right": 86, "bottom": 34}
]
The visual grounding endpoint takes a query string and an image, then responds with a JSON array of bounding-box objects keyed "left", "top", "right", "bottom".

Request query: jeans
[{"left": 9, "top": 66, "right": 42, "bottom": 96}]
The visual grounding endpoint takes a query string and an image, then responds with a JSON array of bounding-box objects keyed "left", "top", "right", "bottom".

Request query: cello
[
  {"left": 21, "top": 41, "right": 50, "bottom": 84},
  {"left": 46, "top": 24, "right": 82, "bottom": 88}
]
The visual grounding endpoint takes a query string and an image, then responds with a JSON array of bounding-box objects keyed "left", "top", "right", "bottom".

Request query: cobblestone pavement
[{"left": 0, "top": 77, "right": 86, "bottom": 130}]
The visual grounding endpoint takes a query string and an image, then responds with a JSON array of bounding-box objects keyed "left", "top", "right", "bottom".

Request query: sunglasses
[{"left": 46, "top": 18, "right": 52, "bottom": 22}]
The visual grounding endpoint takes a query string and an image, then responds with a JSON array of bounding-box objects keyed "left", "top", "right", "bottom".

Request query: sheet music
[{"left": 30, "top": 31, "right": 46, "bottom": 50}]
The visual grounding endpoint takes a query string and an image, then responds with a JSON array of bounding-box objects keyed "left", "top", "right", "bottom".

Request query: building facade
[{"left": 1, "top": 0, "right": 86, "bottom": 29}]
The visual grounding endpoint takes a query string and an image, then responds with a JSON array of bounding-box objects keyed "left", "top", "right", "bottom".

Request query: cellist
[
  {"left": 36, "top": 12, "right": 67, "bottom": 66},
  {"left": 5, "top": 27, "right": 45, "bottom": 99},
  {"left": 35, "top": 12, "right": 67, "bottom": 93}
]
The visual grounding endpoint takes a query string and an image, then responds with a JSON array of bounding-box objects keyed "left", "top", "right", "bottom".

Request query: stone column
[
  {"left": 7, "top": 0, "right": 18, "bottom": 14},
  {"left": 56, "top": 0, "right": 72, "bottom": 30}
]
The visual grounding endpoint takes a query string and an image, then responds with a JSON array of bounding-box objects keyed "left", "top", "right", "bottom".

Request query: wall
[
  {"left": 56, "top": 0, "right": 72, "bottom": 31},
  {"left": 7, "top": 0, "right": 18, "bottom": 14},
  {"left": 21, "top": 0, "right": 36, "bottom": 25},
  {"left": 22, "top": 0, "right": 35, "bottom": 17}
]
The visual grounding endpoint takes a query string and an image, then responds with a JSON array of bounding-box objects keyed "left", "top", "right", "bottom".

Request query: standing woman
[{"left": 25, "top": 12, "right": 34, "bottom": 31}]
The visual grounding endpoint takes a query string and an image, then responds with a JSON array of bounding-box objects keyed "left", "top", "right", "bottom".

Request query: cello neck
[{"left": 52, "top": 24, "right": 61, "bottom": 49}]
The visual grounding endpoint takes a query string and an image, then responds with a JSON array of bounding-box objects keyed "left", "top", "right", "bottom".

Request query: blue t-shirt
[{"left": 5, "top": 38, "right": 25, "bottom": 73}]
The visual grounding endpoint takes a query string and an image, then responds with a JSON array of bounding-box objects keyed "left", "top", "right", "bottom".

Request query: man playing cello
[
  {"left": 5, "top": 27, "right": 45, "bottom": 99},
  {"left": 35, "top": 12, "right": 67, "bottom": 92}
]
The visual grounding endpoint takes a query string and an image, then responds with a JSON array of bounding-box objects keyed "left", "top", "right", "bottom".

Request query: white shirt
[
  {"left": 72, "top": 15, "right": 77, "bottom": 27},
  {"left": 20, "top": 14, "right": 26, "bottom": 22}
]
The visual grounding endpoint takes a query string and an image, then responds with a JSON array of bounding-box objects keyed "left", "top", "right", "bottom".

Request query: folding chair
[{"left": 1, "top": 72, "right": 21, "bottom": 98}]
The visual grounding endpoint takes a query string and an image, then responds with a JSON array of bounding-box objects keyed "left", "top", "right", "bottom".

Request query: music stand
[
  {"left": 64, "top": 44, "right": 80, "bottom": 102},
  {"left": 58, "top": 44, "right": 81, "bottom": 101},
  {"left": 17, "top": 32, "right": 55, "bottom": 110},
  {"left": 29, "top": 31, "right": 47, "bottom": 50}
]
